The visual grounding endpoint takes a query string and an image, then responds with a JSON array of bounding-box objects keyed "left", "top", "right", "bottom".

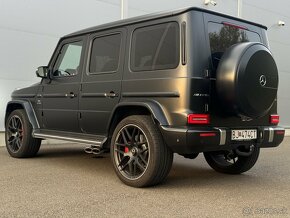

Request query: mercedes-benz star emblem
[{"left": 259, "top": 75, "right": 267, "bottom": 87}]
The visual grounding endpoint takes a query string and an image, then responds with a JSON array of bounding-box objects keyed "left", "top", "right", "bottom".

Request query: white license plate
[{"left": 231, "top": 129, "right": 257, "bottom": 141}]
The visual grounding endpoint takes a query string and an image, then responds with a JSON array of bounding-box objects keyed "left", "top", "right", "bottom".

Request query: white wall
[
  {"left": 0, "top": 0, "right": 289, "bottom": 130},
  {"left": 241, "top": 0, "right": 290, "bottom": 127},
  {"left": 0, "top": 0, "right": 121, "bottom": 130}
]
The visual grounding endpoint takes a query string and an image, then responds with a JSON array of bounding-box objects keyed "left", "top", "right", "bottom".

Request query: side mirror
[{"left": 36, "top": 66, "right": 49, "bottom": 78}]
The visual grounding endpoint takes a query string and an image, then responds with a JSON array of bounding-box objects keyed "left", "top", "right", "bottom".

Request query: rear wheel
[
  {"left": 204, "top": 146, "right": 260, "bottom": 174},
  {"left": 110, "top": 115, "right": 173, "bottom": 187},
  {"left": 5, "top": 109, "right": 41, "bottom": 158}
]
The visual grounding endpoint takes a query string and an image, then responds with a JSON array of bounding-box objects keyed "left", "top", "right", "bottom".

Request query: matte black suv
[{"left": 5, "top": 7, "right": 285, "bottom": 187}]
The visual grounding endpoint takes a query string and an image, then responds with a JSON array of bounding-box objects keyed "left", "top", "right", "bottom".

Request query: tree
[{"left": 209, "top": 25, "right": 249, "bottom": 53}]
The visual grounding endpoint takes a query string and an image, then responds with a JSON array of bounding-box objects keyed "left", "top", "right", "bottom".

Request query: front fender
[{"left": 5, "top": 100, "right": 40, "bottom": 129}]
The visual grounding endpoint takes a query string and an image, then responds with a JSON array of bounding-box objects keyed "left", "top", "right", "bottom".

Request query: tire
[
  {"left": 203, "top": 146, "right": 260, "bottom": 174},
  {"left": 110, "top": 115, "right": 173, "bottom": 187},
  {"left": 216, "top": 42, "right": 278, "bottom": 118},
  {"left": 5, "top": 109, "right": 41, "bottom": 158}
]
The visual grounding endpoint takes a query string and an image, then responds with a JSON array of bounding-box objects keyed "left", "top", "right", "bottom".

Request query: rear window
[
  {"left": 208, "top": 22, "right": 261, "bottom": 70},
  {"left": 130, "top": 22, "right": 179, "bottom": 72}
]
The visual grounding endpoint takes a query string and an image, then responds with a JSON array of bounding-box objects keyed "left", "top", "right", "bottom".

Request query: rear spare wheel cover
[{"left": 216, "top": 42, "right": 278, "bottom": 118}]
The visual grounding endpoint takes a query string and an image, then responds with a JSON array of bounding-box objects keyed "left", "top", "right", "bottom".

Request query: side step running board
[{"left": 32, "top": 129, "right": 107, "bottom": 146}]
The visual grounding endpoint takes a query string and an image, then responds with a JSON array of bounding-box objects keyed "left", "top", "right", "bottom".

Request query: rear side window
[
  {"left": 89, "top": 33, "right": 121, "bottom": 74},
  {"left": 208, "top": 22, "right": 261, "bottom": 70},
  {"left": 131, "top": 22, "right": 179, "bottom": 72}
]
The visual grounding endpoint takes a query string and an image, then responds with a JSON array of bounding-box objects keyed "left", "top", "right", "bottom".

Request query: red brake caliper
[{"left": 124, "top": 147, "right": 129, "bottom": 153}]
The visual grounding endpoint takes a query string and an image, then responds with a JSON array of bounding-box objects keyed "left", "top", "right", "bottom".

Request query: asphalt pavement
[{"left": 0, "top": 138, "right": 289, "bottom": 217}]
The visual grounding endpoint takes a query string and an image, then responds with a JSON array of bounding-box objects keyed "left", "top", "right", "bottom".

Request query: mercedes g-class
[{"left": 5, "top": 7, "right": 284, "bottom": 187}]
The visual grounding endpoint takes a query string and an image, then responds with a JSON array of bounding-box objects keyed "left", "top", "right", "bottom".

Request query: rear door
[
  {"left": 79, "top": 28, "right": 126, "bottom": 135},
  {"left": 203, "top": 13, "right": 271, "bottom": 127},
  {"left": 41, "top": 37, "right": 86, "bottom": 132}
]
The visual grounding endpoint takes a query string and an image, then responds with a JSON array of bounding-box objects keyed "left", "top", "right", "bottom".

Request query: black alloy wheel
[
  {"left": 5, "top": 109, "right": 41, "bottom": 158},
  {"left": 111, "top": 115, "right": 173, "bottom": 187},
  {"left": 204, "top": 146, "right": 260, "bottom": 174},
  {"left": 6, "top": 115, "right": 24, "bottom": 153},
  {"left": 113, "top": 124, "right": 150, "bottom": 180}
]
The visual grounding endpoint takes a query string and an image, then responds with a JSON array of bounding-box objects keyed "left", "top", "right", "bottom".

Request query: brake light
[
  {"left": 222, "top": 22, "right": 247, "bottom": 30},
  {"left": 270, "top": 115, "right": 279, "bottom": 124},
  {"left": 188, "top": 114, "right": 210, "bottom": 124}
]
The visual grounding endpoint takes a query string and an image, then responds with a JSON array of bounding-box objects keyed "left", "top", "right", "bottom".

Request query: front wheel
[
  {"left": 110, "top": 115, "right": 173, "bottom": 187},
  {"left": 5, "top": 109, "right": 41, "bottom": 158},
  {"left": 204, "top": 146, "right": 260, "bottom": 174}
]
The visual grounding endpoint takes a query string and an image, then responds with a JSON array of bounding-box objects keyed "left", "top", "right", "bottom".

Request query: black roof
[{"left": 64, "top": 7, "right": 267, "bottom": 38}]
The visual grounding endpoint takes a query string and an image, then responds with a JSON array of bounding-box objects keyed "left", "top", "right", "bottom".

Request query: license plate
[{"left": 231, "top": 129, "right": 257, "bottom": 141}]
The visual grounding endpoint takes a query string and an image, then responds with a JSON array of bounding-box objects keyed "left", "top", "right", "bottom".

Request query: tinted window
[
  {"left": 131, "top": 22, "right": 179, "bottom": 72},
  {"left": 89, "top": 33, "right": 121, "bottom": 73},
  {"left": 53, "top": 41, "right": 83, "bottom": 77},
  {"left": 208, "top": 22, "right": 261, "bottom": 70}
]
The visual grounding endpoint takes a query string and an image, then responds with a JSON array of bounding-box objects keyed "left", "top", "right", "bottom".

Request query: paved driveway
[{"left": 0, "top": 138, "right": 289, "bottom": 217}]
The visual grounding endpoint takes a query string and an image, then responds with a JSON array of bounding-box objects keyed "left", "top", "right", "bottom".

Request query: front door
[
  {"left": 79, "top": 29, "right": 126, "bottom": 135},
  {"left": 41, "top": 37, "right": 86, "bottom": 132}
]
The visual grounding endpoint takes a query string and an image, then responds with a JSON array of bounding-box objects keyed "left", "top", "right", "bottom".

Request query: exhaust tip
[{"left": 84, "top": 145, "right": 104, "bottom": 155}]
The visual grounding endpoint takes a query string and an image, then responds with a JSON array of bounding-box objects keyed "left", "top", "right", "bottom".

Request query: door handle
[
  {"left": 65, "top": 92, "right": 77, "bottom": 98},
  {"left": 104, "top": 92, "right": 118, "bottom": 98}
]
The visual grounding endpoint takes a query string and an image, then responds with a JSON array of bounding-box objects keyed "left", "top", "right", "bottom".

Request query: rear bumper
[{"left": 159, "top": 125, "right": 285, "bottom": 154}]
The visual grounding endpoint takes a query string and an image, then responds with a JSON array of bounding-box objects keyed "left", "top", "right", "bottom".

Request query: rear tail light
[
  {"left": 188, "top": 114, "right": 210, "bottom": 124},
  {"left": 270, "top": 115, "right": 279, "bottom": 124}
]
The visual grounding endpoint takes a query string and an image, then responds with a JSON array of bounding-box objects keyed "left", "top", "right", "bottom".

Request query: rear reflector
[
  {"left": 270, "top": 115, "right": 279, "bottom": 124},
  {"left": 188, "top": 114, "right": 210, "bottom": 124},
  {"left": 276, "top": 130, "right": 285, "bottom": 135},
  {"left": 200, "top": 133, "right": 216, "bottom": 137}
]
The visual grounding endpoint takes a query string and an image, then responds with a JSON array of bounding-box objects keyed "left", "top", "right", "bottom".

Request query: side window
[
  {"left": 89, "top": 33, "right": 121, "bottom": 74},
  {"left": 131, "top": 22, "right": 179, "bottom": 72},
  {"left": 53, "top": 41, "right": 83, "bottom": 77}
]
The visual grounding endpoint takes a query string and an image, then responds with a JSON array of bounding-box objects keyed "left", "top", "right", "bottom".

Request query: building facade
[{"left": 0, "top": 0, "right": 289, "bottom": 130}]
